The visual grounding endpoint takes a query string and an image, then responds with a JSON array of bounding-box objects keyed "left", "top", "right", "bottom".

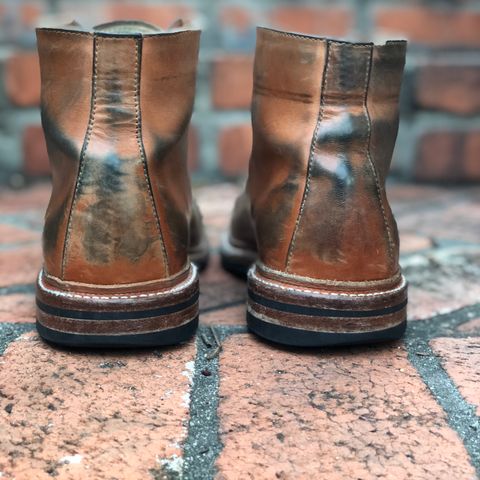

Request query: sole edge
[
  {"left": 36, "top": 316, "right": 199, "bottom": 348},
  {"left": 247, "top": 312, "right": 406, "bottom": 347}
]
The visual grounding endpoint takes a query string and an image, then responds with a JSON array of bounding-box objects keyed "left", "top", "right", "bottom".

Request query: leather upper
[
  {"left": 232, "top": 27, "right": 406, "bottom": 282},
  {"left": 37, "top": 25, "right": 202, "bottom": 285}
]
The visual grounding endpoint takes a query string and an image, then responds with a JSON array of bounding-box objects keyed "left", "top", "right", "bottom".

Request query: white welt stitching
[
  {"left": 257, "top": 261, "right": 401, "bottom": 287},
  {"left": 38, "top": 265, "right": 197, "bottom": 300},
  {"left": 248, "top": 267, "right": 406, "bottom": 298}
]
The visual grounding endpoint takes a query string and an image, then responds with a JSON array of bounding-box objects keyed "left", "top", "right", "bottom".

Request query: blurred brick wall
[{"left": 0, "top": 0, "right": 479, "bottom": 186}]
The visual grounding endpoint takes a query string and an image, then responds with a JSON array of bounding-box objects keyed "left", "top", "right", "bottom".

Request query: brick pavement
[{"left": 0, "top": 181, "right": 479, "bottom": 479}]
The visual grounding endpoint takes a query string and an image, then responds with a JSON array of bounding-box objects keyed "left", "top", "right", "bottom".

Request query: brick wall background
[{"left": 0, "top": 0, "right": 479, "bottom": 186}]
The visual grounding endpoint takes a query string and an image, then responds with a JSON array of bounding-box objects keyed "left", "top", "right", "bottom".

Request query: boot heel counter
[
  {"left": 61, "top": 35, "right": 168, "bottom": 284},
  {"left": 283, "top": 40, "right": 403, "bottom": 281},
  {"left": 41, "top": 191, "right": 71, "bottom": 278},
  {"left": 383, "top": 191, "right": 400, "bottom": 267},
  {"left": 39, "top": 29, "right": 201, "bottom": 284}
]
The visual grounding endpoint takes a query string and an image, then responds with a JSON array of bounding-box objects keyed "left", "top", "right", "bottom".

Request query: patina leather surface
[
  {"left": 37, "top": 29, "right": 93, "bottom": 279},
  {"left": 37, "top": 24, "right": 204, "bottom": 286},
  {"left": 229, "top": 192, "right": 256, "bottom": 251},
  {"left": 230, "top": 27, "right": 406, "bottom": 283},
  {"left": 141, "top": 32, "right": 200, "bottom": 275}
]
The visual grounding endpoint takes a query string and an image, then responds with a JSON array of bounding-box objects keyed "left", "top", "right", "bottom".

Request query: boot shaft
[
  {"left": 37, "top": 24, "right": 200, "bottom": 284},
  {"left": 247, "top": 27, "right": 406, "bottom": 281}
]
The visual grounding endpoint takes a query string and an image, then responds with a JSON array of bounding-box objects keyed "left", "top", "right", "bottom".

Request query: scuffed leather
[
  {"left": 230, "top": 28, "right": 406, "bottom": 282},
  {"left": 63, "top": 35, "right": 167, "bottom": 284},
  {"left": 37, "top": 30, "right": 93, "bottom": 279},
  {"left": 141, "top": 32, "right": 200, "bottom": 275},
  {"left": 246, "top": 29, "right": 327, "bottom": 270},
  {"left": 37, "top": 25, "right": 203, "bottom": 285},
  {"left": 228, "top": 192, "right": 256, "bottom": 250}
]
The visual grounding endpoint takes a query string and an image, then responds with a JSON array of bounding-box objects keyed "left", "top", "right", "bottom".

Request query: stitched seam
[
  {"left": 38, "top": 267, "right": 197, "bottom": 300},
  {"left": 134, "top": 38, "right": 170, "bottom": 275},
  {"left": 143, "top": 30, "right": 199, "bottom": 38},
  {"left": 37, "top": 29, "right": 199, "bottom": 39},
  {"left": 285, "top": 41, "right": 331, "bottom": 271},
  {"left": 259, "top": 28, "right": 405, "bottom": 46},
  {"left": 37, "top": 29, "right": 92, "bottom": 37},
  {"left": 260, "top": 28, "right": 370, "bottom": 45},
  {"left": 247, "top": 306, "right": 404, "bottom": 323},
  {"left": 61, "top": 36, "right": 99, "bottom": 278},
  {"left": 257, "top": 261, "right": 401, "bottom": 287},
  {"left": 249, "top": 269, "right": 406, "bottom": 298},
  {"left": 363, "top": 45, "right": 395, "bottom": 260},
  {"left": 44, "top": 263, "right": 190, "bottom": 288}
]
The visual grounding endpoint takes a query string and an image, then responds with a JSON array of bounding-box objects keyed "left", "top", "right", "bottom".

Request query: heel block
[
  {"left": 35, "top": 265, "right": 199, "bottom": 348},
  {"left": 247, "top": 266, "right": 408, "bottom": 347}
]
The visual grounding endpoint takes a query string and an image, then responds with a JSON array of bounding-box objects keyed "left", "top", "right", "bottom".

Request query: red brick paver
[
  {"left": 201, "top": 304, "right": 244, "bottom": 326},
  {"left": 0, "top": 184, "right": 49, "bottom": 214},
  {"left": 0, "top": 333, "right": 195, "bottom": 480},
  {"left": 0, "top": 294, "right": 35, "bottom": 323},
  {"left": 404, "top": 248, "right": 480, "bottom": 320},
  {"left": 0, "top": 246, "right": 42, "bottom": 288},
  {"left": 195, "top": 183, "right": 240, "bottom": 249},
  {"left": 0, "top": 181, "right": 479, "bottom": 478},
  {"left": 430, "top": 338, "right": 480, "bottom": 416},
  {"left": 399, "top": 233, "right": 432, "bottom": 254},
  {"left": 216, "top": 335, "right": 476, "bottom": 479},
  {"left": 391, "top": 185, "right": 480, "bottom": 245},
  {"left": 458, "top": 317, "right": 480, "bottom": 334},
  {"left": 0, "top": 224, "right": 40, "bottom": 246}
]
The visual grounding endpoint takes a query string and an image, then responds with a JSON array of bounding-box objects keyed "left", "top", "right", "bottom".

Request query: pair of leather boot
[{"left": 35, "top": 21, "right": 407, "bottom": 348}]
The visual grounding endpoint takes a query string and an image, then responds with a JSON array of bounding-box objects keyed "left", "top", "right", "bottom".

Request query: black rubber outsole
[
  {"left": 192, "top": 253, "right": 210, "bottom": 273},
  {"left": 220, "top": 255, "right": 251, "bottom": 279},
  {"left": 36, "top": 317, "right": 198, "bottom": 348},
  {"left": 36, "top": 292, "right": 199, "bottom": 321},
  {"left": 247, "top": 312, "right": 407, "bottom": 347},
  {"left": 248, "top": 289, "right": 408, "bottom": 318}
]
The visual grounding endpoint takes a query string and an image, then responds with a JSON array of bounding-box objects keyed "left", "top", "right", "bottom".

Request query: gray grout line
[
  {"left": 0, "top": 322, "right": 35, "bottom": 354},
  {"left": 405, "top": 303, "right": 480, "bottom": 476},
  {"left": 182, "top": 325, "right": 248, "bottom": 479},
  {"left": 0, "top": 283, "right": 35, "bottom": 295},
  {"left": 406, "top": 338, "right": 480, "bottom": 477},
  {"left": 407, "top": 303, "right": 480, "bottom": 339},
  {"left": 182, "top": 327, "right": 223, "bottom": 480}
]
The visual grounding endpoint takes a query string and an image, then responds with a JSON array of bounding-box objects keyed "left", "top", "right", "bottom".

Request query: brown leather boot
[
  {"left": 35, "top": 21, "right": 208, "bottom": 347},
  {"left": 221, "top": 27, "right": 408, "bottom": 347}
]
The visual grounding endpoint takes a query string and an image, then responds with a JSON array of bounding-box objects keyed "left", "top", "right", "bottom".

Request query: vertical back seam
[
  {"left": 285, "top": 40, "right": 330, "bottom": 271},
  {"left": 363, "top": 45, "right": 395, "bottom": 261},
  {"left": 134, "top": 37, "right": 170, "bottom": 275}
]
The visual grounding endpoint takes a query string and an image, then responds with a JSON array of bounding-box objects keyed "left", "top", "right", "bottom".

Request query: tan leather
[
  {"left": 141, "top": 32, "right": 200, "bottom": 275},
  {"left": 37, "top": 23, "right": 205, "bottom": 285},
  {"left": 229, "top": 27, "right": 407, "bottom": 283},
  {"left": 37, "top": 29, "right": 93, "bottom": 279}
]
